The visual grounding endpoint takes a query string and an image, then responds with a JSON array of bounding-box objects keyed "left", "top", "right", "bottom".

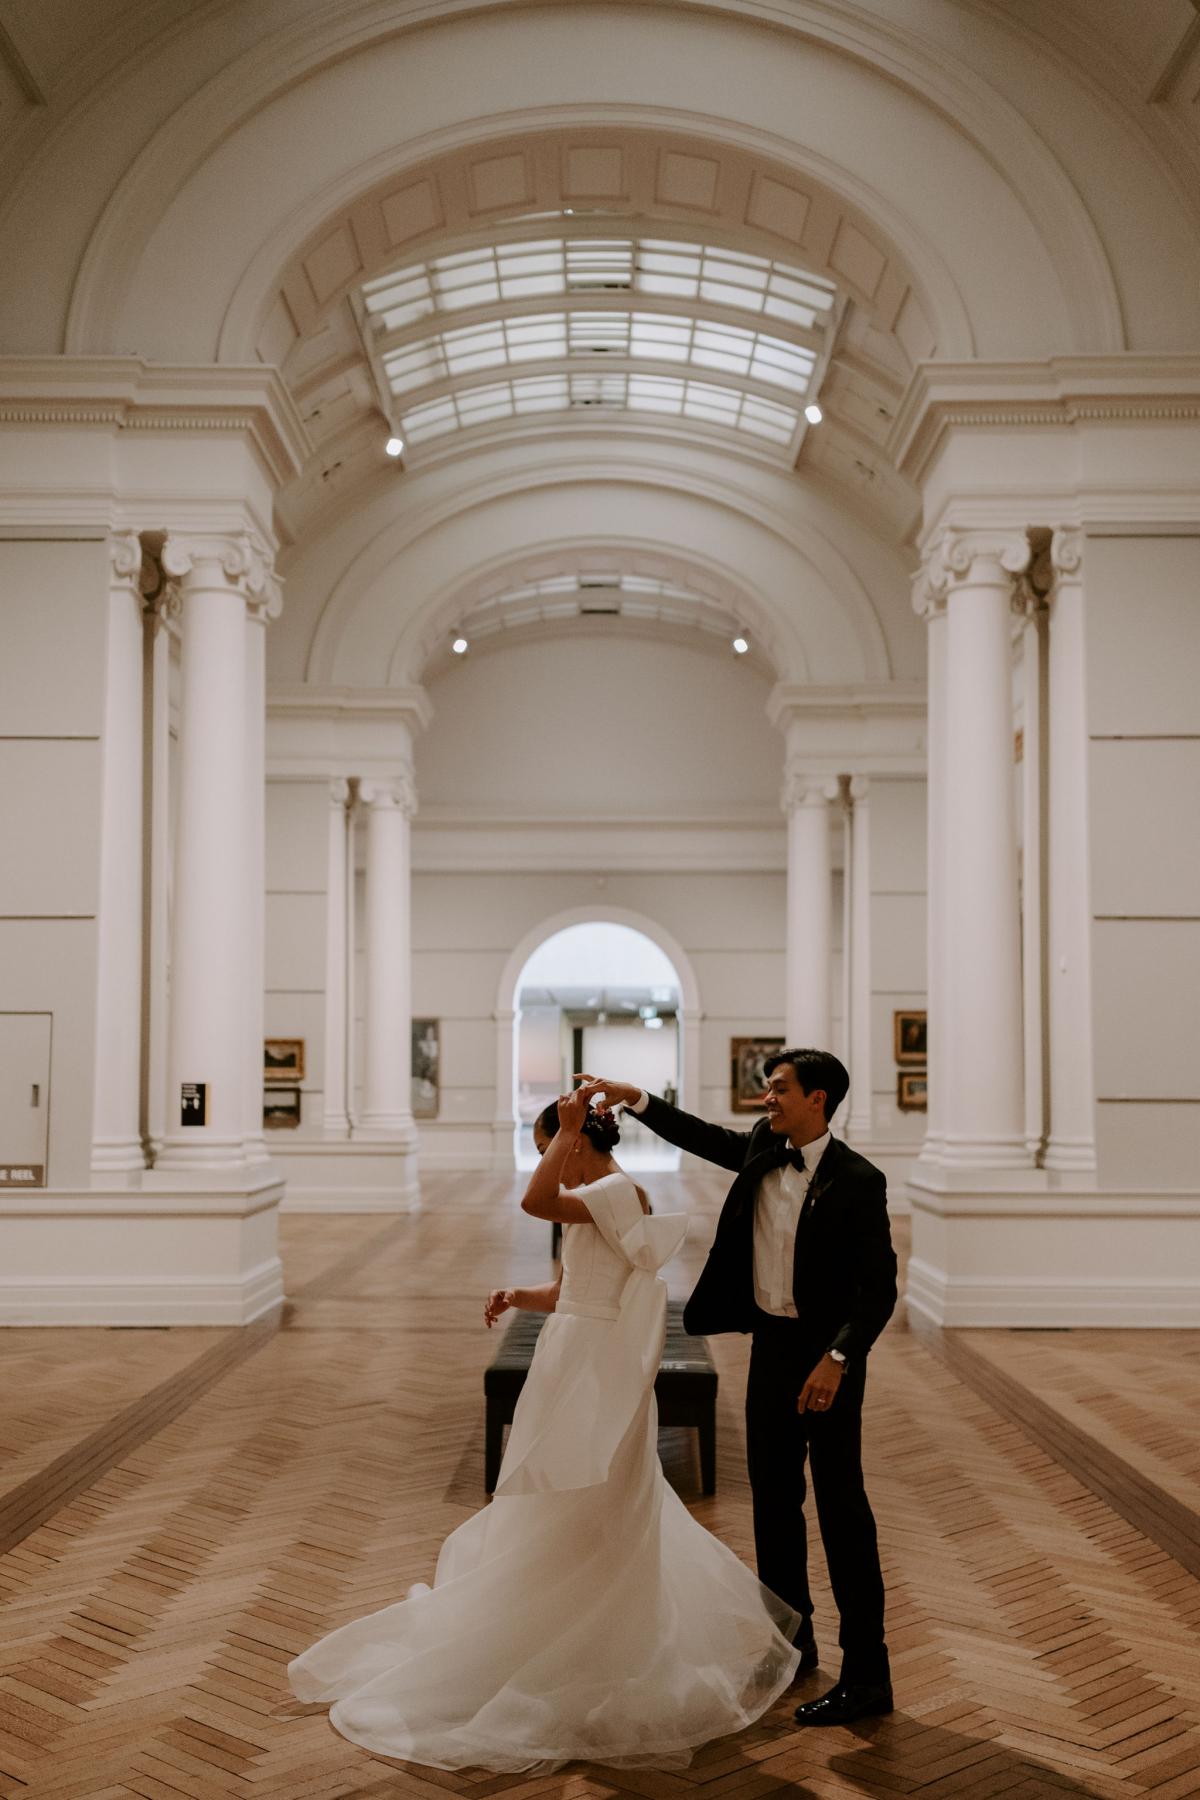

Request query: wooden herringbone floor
[{"left": 2, "top": 1170, "right": 1199, "bottom": 1799}]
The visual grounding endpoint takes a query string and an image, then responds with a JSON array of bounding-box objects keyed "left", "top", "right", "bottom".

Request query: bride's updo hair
[{"left": 536, "top": 1098, "right": 622, "bottom": 1153}]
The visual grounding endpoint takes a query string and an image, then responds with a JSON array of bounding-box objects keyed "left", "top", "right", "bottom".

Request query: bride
[{"left": 287, "top": 1084, "right": 801, "bottom": 1772}]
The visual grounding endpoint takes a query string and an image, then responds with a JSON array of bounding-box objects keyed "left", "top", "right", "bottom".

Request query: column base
[
  {"left": 907, "top": 1169, "right": 1200, "bottom": 1327},
  {"left": 89, "top": 1138, "right": 148, "bottom": 1186},
  {"left": 490, "top": 1118, "right": 518, "bottom": 1174},
  {"left": 275, "top": 1139, "right": 421, "bottom": 1212},
  {"left": 0, "top": 1174, "right": 284, "bottom": 1325}
]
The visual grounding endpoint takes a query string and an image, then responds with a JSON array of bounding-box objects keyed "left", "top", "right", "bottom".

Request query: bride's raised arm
[{"left": 519, "top": 1085, "right": 605, "bottom": 1223}]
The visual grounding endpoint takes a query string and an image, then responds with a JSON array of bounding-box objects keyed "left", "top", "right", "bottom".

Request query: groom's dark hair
[{"left": 762, "top": 1048, "right": 849, "bottom": 1121}]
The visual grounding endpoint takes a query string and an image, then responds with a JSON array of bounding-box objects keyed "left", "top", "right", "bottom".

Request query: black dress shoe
[{"left": 793, "top": 1679, "right": 893, "bottom": 1725}]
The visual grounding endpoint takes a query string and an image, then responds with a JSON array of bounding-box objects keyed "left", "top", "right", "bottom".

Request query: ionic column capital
[
  {"left": 161, "top": 529, "right": 283, "bottom": 619},
  {"left": 359, "top": 770, "right": 418, "bottom": 818},
  {"left": 1050, "top": 527, "right": 1083, "bottom": 580},
  {"left": 108, "top": 529, "right": 144, "bottom": 589},
  {"left": 781, "top": 766, "right": 839, "bottom": 813},
  {"left": 328, "top": 776, "right": 352, "bottom": 809},
  {"left": 848, "top": 773, "right": 870, "bottom": 803}
]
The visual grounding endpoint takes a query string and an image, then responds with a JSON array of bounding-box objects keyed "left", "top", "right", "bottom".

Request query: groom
[{"left": 580, "top": 1049, "right": 897, "bottom": 1725}]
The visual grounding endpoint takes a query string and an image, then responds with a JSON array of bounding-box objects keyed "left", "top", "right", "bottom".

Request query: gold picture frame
[
  {"left": 730, "top": 1037, "right": 784, "bottom": 1113},
  {"left": 897, "top": 1070, "right": 927, "bottom": 1112},
  {"left": 263, "top": 1086, "right": 301, "bottom": 1129},
  {"left": 264, "top": 1038, "right": 305, "bottom": 1083},
  {"left": 893, "top": 1010, "right": 927, "bottom": 1066}
]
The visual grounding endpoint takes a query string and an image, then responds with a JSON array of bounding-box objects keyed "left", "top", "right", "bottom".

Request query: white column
[
  {"left": 356, "top": 774, "right": 417, "bottom": 1139},
  {"left": 143, "top": 576, "right": 174, "bottom": 1162},
  {"left": 90, "top": 532, "right": 148, "bottom": 1179},
  {"left": 491, "top": 1006, "right": 518, "bottom": 1172},
  {"left": 783, "top": 768, "right": 838, "bottom": 1046},
  {"left": 1016, "top": 575, "right": 1048, "bottom": 1160},
  {"left": 243, "top": 582, "right": 278, "bottom": 1166},
  {"left": 322, "top": 779, "right": 352, "bottom": 1136},
  {"left": 914, "top": 569, "right": 948, "bottom": 1161},
  {"left": 846, "top": 774, "right": 873, "bottom": 1141},
  {"left": 938, "top": 529, "right": 1031, "bottom": 1168},
  {"left": 156, "top": 533, "right": 270, "bottom": 1169},
  {"left": 1044, "top": 530, "right": 1097, "bottom": 1171}
]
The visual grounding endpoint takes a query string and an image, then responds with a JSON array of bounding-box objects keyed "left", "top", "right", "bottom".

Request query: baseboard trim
[
  {"left": 0, "top": 1258, "right": 285, "bottom": 1327},
  {"left": 906, "top": 1257, "right": 1200, "bottom": 1328}
]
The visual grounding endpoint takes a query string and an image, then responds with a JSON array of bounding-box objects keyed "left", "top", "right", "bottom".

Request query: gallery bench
[{"left": 484, "top": 1298, "right": 717, "bottom": 1495}]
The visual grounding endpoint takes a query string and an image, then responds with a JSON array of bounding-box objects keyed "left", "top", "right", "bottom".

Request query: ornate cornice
[
  {"left": 891, "top": 356, "right": 1200, "bottom": 486},
  {"left": 0, "top": 358, "right": 311, "bottom": 488}
]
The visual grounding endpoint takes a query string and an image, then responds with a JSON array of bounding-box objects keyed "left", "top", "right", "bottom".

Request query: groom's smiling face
[{"left": 762, "top": 1063, "right": 829, "bottom": 1146}]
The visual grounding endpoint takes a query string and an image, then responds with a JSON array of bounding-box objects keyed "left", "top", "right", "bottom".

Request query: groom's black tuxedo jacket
[{"left": 639, "top": 1094, "right": 897, "bottom": 1360}]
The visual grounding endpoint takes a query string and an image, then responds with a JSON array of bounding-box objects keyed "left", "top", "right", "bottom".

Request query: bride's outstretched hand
[{"left": 573, "top": 1073, "right": 641, "bottom": 1109}]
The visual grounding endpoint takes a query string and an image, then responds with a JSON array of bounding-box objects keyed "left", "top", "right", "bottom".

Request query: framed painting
[
  {"left": 730, "top": 1036, "right": 784, "bottom": 1113},
  {"left": 893, "top": 1010, "right": 927, "bottom": 1066},
  {"left": 263, "top": 1086, "right": 301, "bottom": 1129},
  {"left": 412, "top": 1017, "right": 440, "bottom": 1120},
  {"left": 897, "top": 1070, "right": 927, "bottom": 1112},
  {"left": 264, "top": 1038, "right": 305, "bottom": 1083}
]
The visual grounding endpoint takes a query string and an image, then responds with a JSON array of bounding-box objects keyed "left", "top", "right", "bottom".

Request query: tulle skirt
[{"left": 288, "top": 1315, "right": 800, "bottom": 1772}]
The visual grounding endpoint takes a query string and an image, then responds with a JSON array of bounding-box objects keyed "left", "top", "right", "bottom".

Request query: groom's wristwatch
[{"left": 827, "top": 1349, "right": 847, "bottom": 1369}]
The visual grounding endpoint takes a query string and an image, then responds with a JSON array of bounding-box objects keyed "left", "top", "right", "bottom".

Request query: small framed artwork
[
  {"left": 897, "top": 1071, "right": 927, "bottom": 1112},
  {"left": 263, "top": 1086, "right": 301, "bottom": 1129},
  {"left": 730, "top": 1037, "right": 784, "bottom": 1113},
  {"left": 893, "top": 1010, "right": 927, "bottom": 1066},
  {"left": 264, "top": 1038, "right": 305, "bottom": 1083},
  {"left": 412, "top": 1017, "right": 440, "bottom": 1120}
]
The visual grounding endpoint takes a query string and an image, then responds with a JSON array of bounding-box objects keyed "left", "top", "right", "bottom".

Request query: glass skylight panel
[
  {"left": 398, "top": 368, "right": 800, "bottom": 445},
  {"left": 369, "top": 238, "right": 834, "bottom": 332}
]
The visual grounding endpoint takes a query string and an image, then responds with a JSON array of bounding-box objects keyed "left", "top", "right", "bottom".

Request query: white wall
[
  {"left": 868, "top": 779, "right": 928, "bottom": 1148},
  {"left": 416, "top": 634, "right": 781, "bottom": 818},
  {"left": 0, "top": 540, "right": 106, "bottom": 1188},
  {"left": 264, "top": 779, "right": 329, "bottom": 1138},
  {"left": 1084, "top": 533, "right": 1200, "bottom": 1189}
]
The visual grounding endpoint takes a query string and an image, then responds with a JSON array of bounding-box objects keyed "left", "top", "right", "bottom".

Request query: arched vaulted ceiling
[{"left": 2, "top": 0, "right": 1199, "bottom": 690}]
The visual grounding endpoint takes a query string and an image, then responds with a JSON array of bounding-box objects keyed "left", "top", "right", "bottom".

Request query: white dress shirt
[
  {"left": 752, "top": 1131, "right": 829, "bottom": 1315},
  {"left": 629, "top": 1090, "right": 829, "bottom": 1318}
]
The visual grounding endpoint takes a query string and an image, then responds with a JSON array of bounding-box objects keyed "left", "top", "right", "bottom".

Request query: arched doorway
[{"left": 494, "top": 906, "right": 701, "bottom": 1172}]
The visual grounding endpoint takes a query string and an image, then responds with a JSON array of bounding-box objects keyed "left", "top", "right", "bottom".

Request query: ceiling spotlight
[
  {"left": 385, "top": 435, "right": 404, "bottom": 457},
  {"left": 451, "top": 636, "right": 469, "bottom": 654},
  {"left": 732, "top": 635, "right": 750, "bottom": 655},
  {"left": 804, "top": 403, "right": 823, "bottom": 425}
]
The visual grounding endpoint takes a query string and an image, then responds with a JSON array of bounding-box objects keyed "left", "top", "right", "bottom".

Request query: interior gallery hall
[{"left": 1, "top": 1, "right": 1199, "bottom": 1794}]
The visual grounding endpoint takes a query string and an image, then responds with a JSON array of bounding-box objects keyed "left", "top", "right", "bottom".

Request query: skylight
[
  {"left": 380, "top": 310, "right": 817, "bottom": 399},
  {"left": 399, "top": 371, "right": 799, "bottom": 445},
  {"left": 362, "top": 238, "right": 837, "bottom": 332},
  {"left": 456, "top": 572, "right": 746, "bottom": 643}
]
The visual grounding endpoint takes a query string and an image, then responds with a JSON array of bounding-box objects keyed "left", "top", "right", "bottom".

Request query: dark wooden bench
[{"left": 484, "top": 1298, "right": 717, "bottom": 1495}]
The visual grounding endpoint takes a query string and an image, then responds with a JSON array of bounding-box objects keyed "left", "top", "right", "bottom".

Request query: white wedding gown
[{"left": 287, "top": 1172, "right": 801, "bottom": 1772}]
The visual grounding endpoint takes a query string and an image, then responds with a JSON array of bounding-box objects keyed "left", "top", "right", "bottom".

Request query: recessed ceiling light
[
  {"left": 732, "top": 635, "right": 750, "bottom": 655},
  {"left": 804, "top": 403, "right": 823, "bottom": 425},
  {"left": 451, "top": 636, "right": 468, "bottom": 654},
  {"left": 385, "top": 435, "right": 405, "bottom": 457}
]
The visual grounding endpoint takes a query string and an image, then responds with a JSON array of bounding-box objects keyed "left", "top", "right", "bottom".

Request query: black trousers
[{"left": 745, "top": 1311, "right": 888, "bottom": 1685}]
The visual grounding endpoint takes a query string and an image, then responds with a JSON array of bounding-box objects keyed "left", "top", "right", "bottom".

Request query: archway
[{"left": 493, "top": 906, "right": 702, "bottom": 1172}]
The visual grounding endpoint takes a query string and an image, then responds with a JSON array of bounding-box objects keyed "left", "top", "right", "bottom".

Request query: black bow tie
[{"left": 771, "top": 1141, "right": 813, "bottom": 1175}]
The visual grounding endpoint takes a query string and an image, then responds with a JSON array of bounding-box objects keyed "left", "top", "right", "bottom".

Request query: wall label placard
[
  {"left": 0, "top": 1163, "right": 45, "bottom": 1187},
  {"left": 181, "top": 1082, "right": 207, "bottom": 1126}
]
